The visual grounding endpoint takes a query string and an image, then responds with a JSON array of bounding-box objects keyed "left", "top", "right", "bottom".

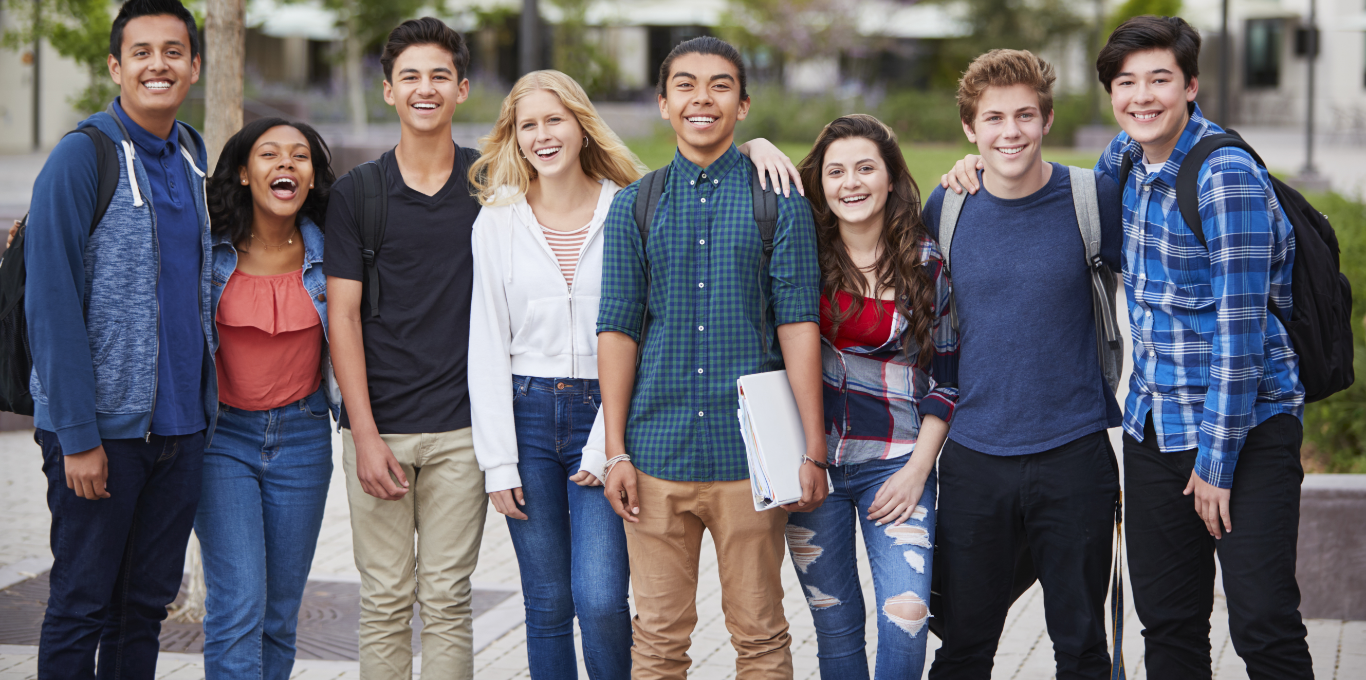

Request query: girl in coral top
[{"left": 197, "top": 117, "right": 337, "bottom": 680}]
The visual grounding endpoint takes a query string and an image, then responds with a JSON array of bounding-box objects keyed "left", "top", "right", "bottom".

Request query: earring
[
  {"left": 309, "top": 183, "right": 314, "bottom": 189},
  {"left": 583, "top": 136, "right": 589, "bottom": 148},
  {"left": 241, "top": 179, "right": 248, "bottom": 185}
]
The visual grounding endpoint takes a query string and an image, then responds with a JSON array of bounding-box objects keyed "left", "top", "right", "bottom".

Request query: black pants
[
  {"left": 1124, "top": 413, "right": 1313, "bottom": 680},
  {"left": 929, "top": 430, "right": 1119, "bottom": 680}
]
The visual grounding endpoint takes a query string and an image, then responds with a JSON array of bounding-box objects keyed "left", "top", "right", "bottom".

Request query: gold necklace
[{"left": 251, "top": 227, "right": 297, "bottom": 250}]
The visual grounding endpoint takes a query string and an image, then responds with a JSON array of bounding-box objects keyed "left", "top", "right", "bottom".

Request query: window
[{"left": 1246, "top": 18, "right": 1283, "bottom": 88}]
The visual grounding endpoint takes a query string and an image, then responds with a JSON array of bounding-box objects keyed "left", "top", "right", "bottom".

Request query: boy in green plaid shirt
[{"left": 595, "top": 37, "right": 828, "bottom": 679}]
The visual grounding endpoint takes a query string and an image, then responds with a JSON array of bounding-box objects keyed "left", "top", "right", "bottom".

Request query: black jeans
[
  {"left": 1124, "top": 413, "right": 1313, "bottom": 680},
  {"left": 928, "top": 430, "right": 1119, "bottom": 680},
  {"left": 36, "top": 429, "right": 205, "bottom": 680}
]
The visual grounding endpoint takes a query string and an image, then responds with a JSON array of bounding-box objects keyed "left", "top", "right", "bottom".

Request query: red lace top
[
  {"left": 820, "top": 291, "right": 899, "bottom": 350},
  {"left": 215, "top": 270, "right": 323, "bottom": 411}
]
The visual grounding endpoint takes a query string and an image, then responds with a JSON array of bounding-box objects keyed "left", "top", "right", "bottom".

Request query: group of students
[{"left": 22, "top": 1, "right": 1316, "bottom": 679}]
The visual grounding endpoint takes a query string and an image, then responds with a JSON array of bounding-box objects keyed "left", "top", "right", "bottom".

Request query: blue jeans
[
  {"left": 194, "top": 388, "right": 333, "bottom": 680},
  {"left": 506, "top": 376, "right": 631, "bottom": 680},
  {"left": 786, "top": 456, "right": 937, "bottom": 680},
  {"left": 37, "top": 429, "right": 205, "bottom": 680}
]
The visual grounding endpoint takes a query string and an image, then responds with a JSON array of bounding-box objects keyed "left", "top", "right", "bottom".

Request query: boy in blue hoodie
[{"left": 24, "top": 1, "right": 213, "bottom": 677}]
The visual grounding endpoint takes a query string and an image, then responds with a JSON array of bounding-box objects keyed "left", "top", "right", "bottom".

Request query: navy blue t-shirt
[
  {"left": 114, "top": 100, "right": 205, "bottom": 436},
  {"left": 923, "top": 163, "right": 1122, "bottom": 456}
]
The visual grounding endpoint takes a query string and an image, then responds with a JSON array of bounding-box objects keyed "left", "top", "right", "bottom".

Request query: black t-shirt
[{"left": 324, "top": 147, "right": 480, "bottom": 434}]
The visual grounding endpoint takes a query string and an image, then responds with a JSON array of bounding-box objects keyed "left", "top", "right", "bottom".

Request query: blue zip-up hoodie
[{"left": 25, "top": 109, "right": 216, "bottom": 454}]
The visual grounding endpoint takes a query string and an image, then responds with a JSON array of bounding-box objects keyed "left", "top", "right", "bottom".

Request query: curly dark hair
[
  {"left": 207, "top": 117, "right": 334, "bottom": 247},
  {"left": 796, "top": 114, "right": 935, "bottom": 365}
]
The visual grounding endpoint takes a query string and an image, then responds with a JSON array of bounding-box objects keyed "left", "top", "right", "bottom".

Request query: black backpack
[
  {"left": 0, "top": 127, "right": 121, "bottom": 415},
  {"left": 346, "top": 145, "right": 480, "bottom": 320},
  {"left": 631, "top": 163, "right": 779, "bottom": 360},
  {"left": 1121, "top": 131, "right": 1355, "bottom": 403}
]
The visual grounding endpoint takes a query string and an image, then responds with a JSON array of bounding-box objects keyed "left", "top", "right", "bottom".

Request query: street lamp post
[
  {"left": 520, "top": 0, "right": 540, "bottom": 76},
  {"left": 1294, "top": 0, "right": 1330, "bottom": 190},
  {"left": 1219, "top": 0, "right": 1230, "bottom": 125}
]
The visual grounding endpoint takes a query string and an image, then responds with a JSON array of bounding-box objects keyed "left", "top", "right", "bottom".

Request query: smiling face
[
  {"left": 1109, "top": 48, "right": 1198, "bottom": 164},
  {"left": 238, "top": 125, "right": 315, "bottom": 224},
  {"left": 658, "top": 52, "right": 750, "bottom": 166},
  {"left": 821, "top": 136, "right": 892, "bottom": 231},
  {"left": 108, "top": 14, "right": 200, "bottom": 130},
  {"left": 383, "top": 43, "right": 469, "bottom": 135},
  {"left": 515, "top": 89, "right": 586, "bottom": 181},
  {"left": 963, "top": 83, "right": 1052, "bottom": 187}
]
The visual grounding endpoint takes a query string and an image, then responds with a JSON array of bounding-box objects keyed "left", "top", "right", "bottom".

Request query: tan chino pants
[
  {"left": 342, "top": 427, "right": 487, "bottom": 680},
  {"left": 625, "top": 472, "right": 793, "bottom": 680}
]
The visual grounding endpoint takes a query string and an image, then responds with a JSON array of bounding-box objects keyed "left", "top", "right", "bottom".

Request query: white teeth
[
  {"left": 998, "top": 147, "right": 1023, "bottom": 155},
  {"left": 413, "top": 103, "right": 437, "bottom": 110},
  {"left": 1133, "top": 112, "right": 1157, "bottom": 120},
  {"left": 145, "top": 81, "right": 170, "bottom": 90},
  {"left": 687, "top": 117, "right": 716, "bottom": 124},
  {"left": 270, "top": 177, "right": 297, "bottom": 191},
  {"left": 841, "top": 195, "right": 868, "bottom": 204},
  {"left": 535, "top": 147, "right": 560, "bottom": 157}
]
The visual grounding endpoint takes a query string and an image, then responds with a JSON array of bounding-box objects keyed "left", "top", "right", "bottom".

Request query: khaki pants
[
  {"left": 342, "top": 428, "right": 487, "bottom": 680},
  {"left": 626, "top": 472, "right": 792, "bottom": 680}
]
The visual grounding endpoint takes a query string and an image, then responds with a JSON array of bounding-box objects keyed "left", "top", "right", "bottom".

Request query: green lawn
[{"left": 623, "top": 135, "right": 1102, "bottom": 188}]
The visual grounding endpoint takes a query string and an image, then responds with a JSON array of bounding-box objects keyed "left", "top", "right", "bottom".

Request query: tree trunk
[
  {"left": 204, "top": 0, "right": 245, "bottom": 172},
  {"left": 345, "top": 0, "right": 366, "bottom": 137}
]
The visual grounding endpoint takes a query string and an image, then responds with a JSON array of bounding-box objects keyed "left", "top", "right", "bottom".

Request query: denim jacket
[{"left": 209, "top": 216, "right": 339, "bottom": 424}]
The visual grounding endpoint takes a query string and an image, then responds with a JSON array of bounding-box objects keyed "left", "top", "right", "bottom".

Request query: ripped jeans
[{"left": 786, "top": 455, "right": 936, "bottom": 680}]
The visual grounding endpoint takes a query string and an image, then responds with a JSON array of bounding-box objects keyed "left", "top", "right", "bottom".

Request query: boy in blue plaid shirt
[
  {"left": 1095, "top": 17, "right": 1312, "bottom": 679},
  {"left": 595, "top": 37, "right": 828, "bottom": 679}
]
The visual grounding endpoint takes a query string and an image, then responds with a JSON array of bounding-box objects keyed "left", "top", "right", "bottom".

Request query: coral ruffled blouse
[{"left": 214, "top": 270, "right": 323, "bottom": 411}]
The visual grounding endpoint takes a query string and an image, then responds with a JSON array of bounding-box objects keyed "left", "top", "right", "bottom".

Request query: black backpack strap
[
  {"left": 1174, "top": 131, "right": 1266, "bottom": 249},
  {"left": 632, "top": 167, "right": 670, "bottom": 252},
  {"left": 65, "top": 127, "right": 120, "bottom": 234},
  {"left": 1118, "top": 146, "right": 1134, "bottom": 190},
  {"left": 349, "top": 156, "right": 389, "bottom": 319},
  {"left": 750, "top": 163, "right": 778, "bottom": 264}
]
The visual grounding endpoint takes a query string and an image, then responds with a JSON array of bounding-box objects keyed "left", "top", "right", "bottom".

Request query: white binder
[{"left": 736, "top": 370, "right": 806, "bottom": 511}]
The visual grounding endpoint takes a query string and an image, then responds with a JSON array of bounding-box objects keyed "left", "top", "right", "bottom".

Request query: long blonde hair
[{"left": 470, "top": 70, "right": 647, "bottom": 206}]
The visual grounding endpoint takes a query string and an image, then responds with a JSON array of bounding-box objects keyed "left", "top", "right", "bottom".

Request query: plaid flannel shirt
[
  {"left": 1097, "top": 104, "right": 1302, "bottom": 489},
  {"left": 596, "top": 145, "right": 821, "bottom": 482},
  {"left": 822, "top": 238, "right": 958, "bottom": 467}
]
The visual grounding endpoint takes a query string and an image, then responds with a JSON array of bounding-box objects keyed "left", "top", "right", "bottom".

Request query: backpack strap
[
  {"left": 1069, "top": 166, "right": 1124, "bottom": 394},
  {"left": 1119, "top": 146, "right": 1134, "bottom": 191},
  {"left": 1174, "top": 131, "right": 1266, "bottom": 249},
  {"left": 937, "top": 187, "right": 967, "bottom": 332},
  {"left": 633, "top": 167, "right": 670, "bottom": 252},
  {"left": 66, "top": 127, "right": 120, "bottom": 235},
  {"left": 349, "top": 156, "right": 389, "bottom": 320},
  {"left": 750, "top": 162, "right": 778, "bottom": 263}
]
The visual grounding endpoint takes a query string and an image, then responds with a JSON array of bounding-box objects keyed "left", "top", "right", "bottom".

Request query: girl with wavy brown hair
[{"left": 787, "top": 113, "right": 959, "bottom": 679}]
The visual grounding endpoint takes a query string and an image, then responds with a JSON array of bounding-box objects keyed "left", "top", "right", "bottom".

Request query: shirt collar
[
  {"left": 671, "top": 143, "right": 744, "bottom": 186},
  {"left": 1127, "top": 102, "right": 1217, "bottom": 186},
  {"left": 113, "top": 97, "right": 178, "bottom": 159}
]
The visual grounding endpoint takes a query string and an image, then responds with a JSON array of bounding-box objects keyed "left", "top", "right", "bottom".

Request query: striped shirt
[
  {"left": 1096, "top": 104, "right": 1302, "bottom": 489},
  {"left": 541, "top": 222, "right": 591, "bottom": 287}
]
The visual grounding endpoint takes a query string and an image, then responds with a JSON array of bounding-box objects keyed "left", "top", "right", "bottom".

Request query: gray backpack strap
[
  {"left": 938, "top": 188, "right": 967, "bottom": 332},
  {"left": 1068, "top": 166, "right": 1124, "bottom": 395}
]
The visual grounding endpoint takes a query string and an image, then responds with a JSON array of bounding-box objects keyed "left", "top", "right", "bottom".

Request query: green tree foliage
[
  {"left": 3, "top": 0, "right": 120, "bottom": 114},
  {"left": 1106, "top": 0, "right": 1182, "bottom": 35},
  {"left": 720, "top": 0, "right": 860, "bottom": 76},
  {"left": 930, "top": 0, "right": 1085, "bottom": 87},
  {"left": 548, "top": 0, "right": 617, "bottom": 98}
]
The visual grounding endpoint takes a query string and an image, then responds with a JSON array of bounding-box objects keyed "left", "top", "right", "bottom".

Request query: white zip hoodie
[{"left": 469, "top": 179, "right": 620, "bottom": 493}]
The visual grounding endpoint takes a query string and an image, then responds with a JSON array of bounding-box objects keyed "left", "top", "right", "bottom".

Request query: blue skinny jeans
[{"left": 506, "top": 375, "right": 632, "bottom": 680}]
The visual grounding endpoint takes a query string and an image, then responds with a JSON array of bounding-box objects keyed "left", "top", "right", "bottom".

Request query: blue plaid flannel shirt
[
  {"left": 1097, "top": 104, "right": 1302, "bottom": 489},
  {"left": 596, "top": 145, "right": 821, "bottom": 482},
  {"left": 822, "top": 238, "right": 958, "bottom": 466}
]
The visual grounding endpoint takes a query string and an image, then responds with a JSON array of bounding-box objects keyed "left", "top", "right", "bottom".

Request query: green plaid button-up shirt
[{"left": 596, "top": 145, "right": 821, "bottom": 482}]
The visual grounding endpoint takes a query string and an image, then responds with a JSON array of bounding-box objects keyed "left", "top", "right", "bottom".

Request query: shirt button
[
  {"left": 690, "top": 180, "right": 695, "bottom": 185},
  {"left": 698, "top": 411, "right": 705, "bottom": 417},
  {"left": 713, "top": 179, "right": 719, "bottom": 184},
  {"left": 701, "top": 173, "right": 708, "bottom": 179},
  {"left": 700, "top": 198, "right": 707, "bottom": 203},
  {"left": 698, "top": 282, "right": 705, "bottom": 288},
  {"left": 697, "top": 368, "right": 705, "bottom": 374},
  {"left": 698, "top": 325, "right": 705, "bottom": 331},
  {"left": 699, "top": 239, "right": 705, "bottom": 245}
]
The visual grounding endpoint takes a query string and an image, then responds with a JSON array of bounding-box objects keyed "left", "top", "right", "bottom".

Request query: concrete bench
[{"left": 1298, "top": 474, "right": 1366, "bottom": 620}]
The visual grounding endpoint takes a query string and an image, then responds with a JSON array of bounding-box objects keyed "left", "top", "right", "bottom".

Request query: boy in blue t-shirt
[{"left": 923, "top": 49, "right": 1124, "bottom": 679}]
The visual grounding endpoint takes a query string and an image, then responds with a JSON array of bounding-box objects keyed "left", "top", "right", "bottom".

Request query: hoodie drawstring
[{"left": 121, "top": 140, "right": 144, "bottom": 207}]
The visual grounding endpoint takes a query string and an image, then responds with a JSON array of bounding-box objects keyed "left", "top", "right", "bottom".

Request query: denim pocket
[
  {"left": 511, "top": 375, "right": 530, "bottom": 404},
  {"left": 302, "top": 390, "right": 331, "bottom": 420}
]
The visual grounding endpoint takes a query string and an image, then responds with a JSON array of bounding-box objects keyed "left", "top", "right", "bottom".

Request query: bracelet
[
  {"left": 605, "top": 454, "right": 632, "bottom": 479},
  {"left": 802, "top": 454, "right": 831, "bottom": 470}
]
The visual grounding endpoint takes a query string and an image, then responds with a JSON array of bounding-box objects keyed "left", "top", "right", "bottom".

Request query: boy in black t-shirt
[{"left": 322, "top": 17, "right": 485, "bottom": 679}]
